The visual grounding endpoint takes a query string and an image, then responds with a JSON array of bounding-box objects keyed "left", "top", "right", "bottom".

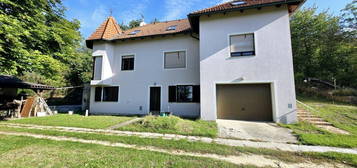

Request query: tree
[
  {"left": 0, "top": 0, "right": 90, "bottom": 86},
  {"left": 290, "top": 6, "right": 357, "bottom": 87},
  {"left": 120, "top": 19, "right": 142, "bottom": 30}
]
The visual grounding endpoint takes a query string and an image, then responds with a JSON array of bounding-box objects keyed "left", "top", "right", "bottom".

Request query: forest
[{"left": 0, "top": 0, "right": 356, "bottom": 88}]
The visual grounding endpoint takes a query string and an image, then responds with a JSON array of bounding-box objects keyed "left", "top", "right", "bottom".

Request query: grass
[
  {"left": 117, "top": 115, "right": 218, "bottom": 137},
  {"left": 0, "top": 135, "right": 245, "bottom": 168},
  {"left": 281, "top": 95, "right": 357, "bottom": 148},
  {"left": 0, "top": 125, "right": 356, "bottom": 166},
  {"left": 3, "top": 114, "right": 133, "bottom": 129}
]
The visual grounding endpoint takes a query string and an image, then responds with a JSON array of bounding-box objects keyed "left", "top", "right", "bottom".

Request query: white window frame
[
  {"left": 227, "top": 32, "right": 257, "bottom": 58},
  {"left": 93, "top": 55, "right": 103, "bottom": 80},
  {"left": 120, "top": 53, "right": 136, "bottom": 72},
  {"left": 162, "top": 49, "right": 187, "bottom": 70}
]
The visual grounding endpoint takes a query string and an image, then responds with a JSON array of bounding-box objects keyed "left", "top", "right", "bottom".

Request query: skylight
[
  {"left": 231, "top": 1, "right": 246, "bottom": 6},
  {"left": 129, "top": 30, "right": 141, "bottom": 35},
  {"left": 166, "top": 25, "right": 177, "bottom": 31}
]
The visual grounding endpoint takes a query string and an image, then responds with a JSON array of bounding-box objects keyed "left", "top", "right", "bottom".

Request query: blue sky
[{"left": 63, "top": 0, "right": 353, "bottom": 38}]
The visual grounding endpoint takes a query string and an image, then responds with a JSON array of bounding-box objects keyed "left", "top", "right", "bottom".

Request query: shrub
[{"left": 332, "top": 88, "right": 357, "bottom": 96}]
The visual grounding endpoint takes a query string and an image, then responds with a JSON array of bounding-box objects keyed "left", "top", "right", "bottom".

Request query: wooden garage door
[{"left": 216, "top": 84, "right": 273, "bottom": 121}]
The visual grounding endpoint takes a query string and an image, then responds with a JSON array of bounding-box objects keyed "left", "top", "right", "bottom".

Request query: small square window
[
  {"left": 230, "top": 33, "right": 255, "bottom": 57},
  {"left": 166, "top": 25, "right": 177, "bottom": 31},
  {"left": 121, "top": 55, "right": 134, "bottom": 71},
  {"left": 129, "top": 30, "right": 141, "bottom": 35}
]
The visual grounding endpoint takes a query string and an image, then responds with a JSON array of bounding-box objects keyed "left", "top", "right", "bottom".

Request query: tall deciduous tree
[
  {"left": 291, "top": 4, "right": 357, "bottom": 88},
  {"left": 0, "top": 0, "right": 91, "bottom": 86}
]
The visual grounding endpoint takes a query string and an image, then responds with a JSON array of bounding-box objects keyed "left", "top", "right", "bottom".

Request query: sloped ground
[{"left": 283, "top": 96, "right": 357, "bottom": 148}]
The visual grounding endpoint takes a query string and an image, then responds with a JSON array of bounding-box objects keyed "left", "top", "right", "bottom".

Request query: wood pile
[{"left": 19, "top": 96, "right": 53, "bottom": 118}]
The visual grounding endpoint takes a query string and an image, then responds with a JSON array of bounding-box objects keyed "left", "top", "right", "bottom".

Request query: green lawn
[
  {"left": 117, "top": 116, "right": 218, "bottom": 137},
  {"left": 0, "top": 125, "right": 356, "bottom": 166},
  {"left": 0, "top": 135, "right": 243, "bottom": 168},
  {"left": 281, "top": 96, "right": 357, "bottom": 148},
  {"left": 3, "top": 114, "right": 133, "bottom": 129}
]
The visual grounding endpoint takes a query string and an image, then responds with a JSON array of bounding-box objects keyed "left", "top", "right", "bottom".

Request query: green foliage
[
  {"left": 118, "top": 116, "right": 218, "bottom": 137},
  {"left": 332, "top": 88, "right": 357, "bottom": 96},
  {"left": 120, "top": 19, "right": 142, "bottom": 30},
  {"left": 291, "top": 3, "right": 357, "bottom": 88},
  {"left": 0, "top": 0, "right": 91, "bottom": 87},
  {"left": 283, "top": 96, "right": 357, "bottom": 148}
]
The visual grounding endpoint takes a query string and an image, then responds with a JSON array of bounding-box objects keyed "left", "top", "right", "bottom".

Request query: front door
[{"left": 150, "top": 87, "right": 161, "bottom": 113}]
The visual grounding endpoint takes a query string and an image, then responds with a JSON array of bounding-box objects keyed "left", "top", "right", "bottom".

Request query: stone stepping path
[
  {"left": 0, "top": 131, "right": 350, "bottom": 168},
  {"left": 1, "top": 123, "right": 357, "bottom": 155},
  {"left": 297, "top": 101, "right": 350, "bottom": 135}
]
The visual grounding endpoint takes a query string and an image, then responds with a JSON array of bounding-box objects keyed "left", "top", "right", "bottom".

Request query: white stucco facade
[
  {"left": 90, "top": 35, "right": 201, "bottom": 118},
  {"left": 89, "top": 5, "right": 298, "bottom": 124},
  {"left": 199, "top": 6, "right": 297, "bottom": 123}
]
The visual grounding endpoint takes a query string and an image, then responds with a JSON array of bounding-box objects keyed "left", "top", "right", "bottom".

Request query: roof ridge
[
  {"left": 100, "top": 17, "right": 111, "bottom": 39},
  {"left": 121, "top": 19, "right": 188, "bottom": 33}
]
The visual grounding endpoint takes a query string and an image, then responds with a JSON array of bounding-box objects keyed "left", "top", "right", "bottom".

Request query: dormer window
[
  {"left": 129, "top": 30, "right": 141, "bottom": 35},
  {"left": 166, "top": 25, "right": 177, "bottom": 31},
  {"left": 231, "top": 1, "right": 246, "bottom": 6}
]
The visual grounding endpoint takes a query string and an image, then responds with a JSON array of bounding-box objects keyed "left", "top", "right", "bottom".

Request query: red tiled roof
[
  {"left": 86, "top": 0, "right": 304, "bottom": 48},
  {"left": 86, "top": 19, "right": 191, "bottom": 48},
  {"left": 87, "top": 16, "right": 122, "bottom": 40},
  {"left": 190, "top": 0, "right": 303, "bottom": 15},
  {"left": 112, "top": 19, "right": 191, "bottom": 40}
]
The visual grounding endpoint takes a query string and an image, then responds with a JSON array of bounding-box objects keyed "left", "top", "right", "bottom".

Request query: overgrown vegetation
[
  {"left": 282, "top": 96, "right": 357, "bottom": 148},
  {"left": 292, "top": 1, "right": 357, "bottom": 88},
  {"left": 117, "top": 116, "right": 218, "bottom": 137},
  {"left": 4, "top": 114, "right": 133, "bottom": 129},
  {"left": 0, "top": 0, "right": 92, "bottom": 87}
]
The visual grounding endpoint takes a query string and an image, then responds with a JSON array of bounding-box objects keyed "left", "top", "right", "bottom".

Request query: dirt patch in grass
[{"left": 117, "top": 116, "right": 217, "bottom": 137}]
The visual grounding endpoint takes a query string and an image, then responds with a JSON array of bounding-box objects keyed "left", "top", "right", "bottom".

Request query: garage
[{"left": 216, "top": 84, "right": 273, "bottom": 121}]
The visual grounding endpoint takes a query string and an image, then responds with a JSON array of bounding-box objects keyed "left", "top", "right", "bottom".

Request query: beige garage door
[{"left": 216, "top": 84, "right": 273, "bottom": 121}]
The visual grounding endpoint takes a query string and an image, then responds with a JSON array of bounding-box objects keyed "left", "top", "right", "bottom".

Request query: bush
[{"left": 332, "top": 88, "right": 357, "bottom": 96}]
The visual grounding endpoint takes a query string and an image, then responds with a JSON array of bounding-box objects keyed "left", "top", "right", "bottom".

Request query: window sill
[{"left": 169, "top": 102, "right": 200, "bottom": 104}]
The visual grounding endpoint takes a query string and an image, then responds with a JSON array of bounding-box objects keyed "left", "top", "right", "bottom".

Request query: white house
[{"left": 86, "top": 0, "right": 305, "bottom": 124}]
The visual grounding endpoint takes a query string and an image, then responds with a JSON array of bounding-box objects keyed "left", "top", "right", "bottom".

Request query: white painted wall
[
  {"left": 199, "top": 6, "right": 297, "bottom": 124},
  {"left": 90, "top": 35, "right": 200, "bottom": 118}
]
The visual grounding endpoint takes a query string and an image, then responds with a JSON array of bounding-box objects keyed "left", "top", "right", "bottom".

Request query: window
[
  {"left": 129, "top": 30, "right": 141, "bottom": 35},
  {"left": 168, "top": 85, "right": 200, "bottom": 103},
  {"left": 94, "top": 86, "right": 119, "bottom": 102},
  {"left": 103, "top": 87, "right": 119, "bottom": 101},
  {"left": 166, "top": 25, "right": 177, "bottom": 31},
  {"left": 164, "top": 51, "right": 186, "bottom": 69},
  {"left": 230, "top": 33, "right": 255, "bottom": 57},
  {"left": 121, "top": 55, "right": 134, "bottom": 71},
  {"left": 94, "top": 87, "right": 102, "bottom": 102},
  {"left": 93, "top": 56, "right": 102, "bottom": 80}
]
